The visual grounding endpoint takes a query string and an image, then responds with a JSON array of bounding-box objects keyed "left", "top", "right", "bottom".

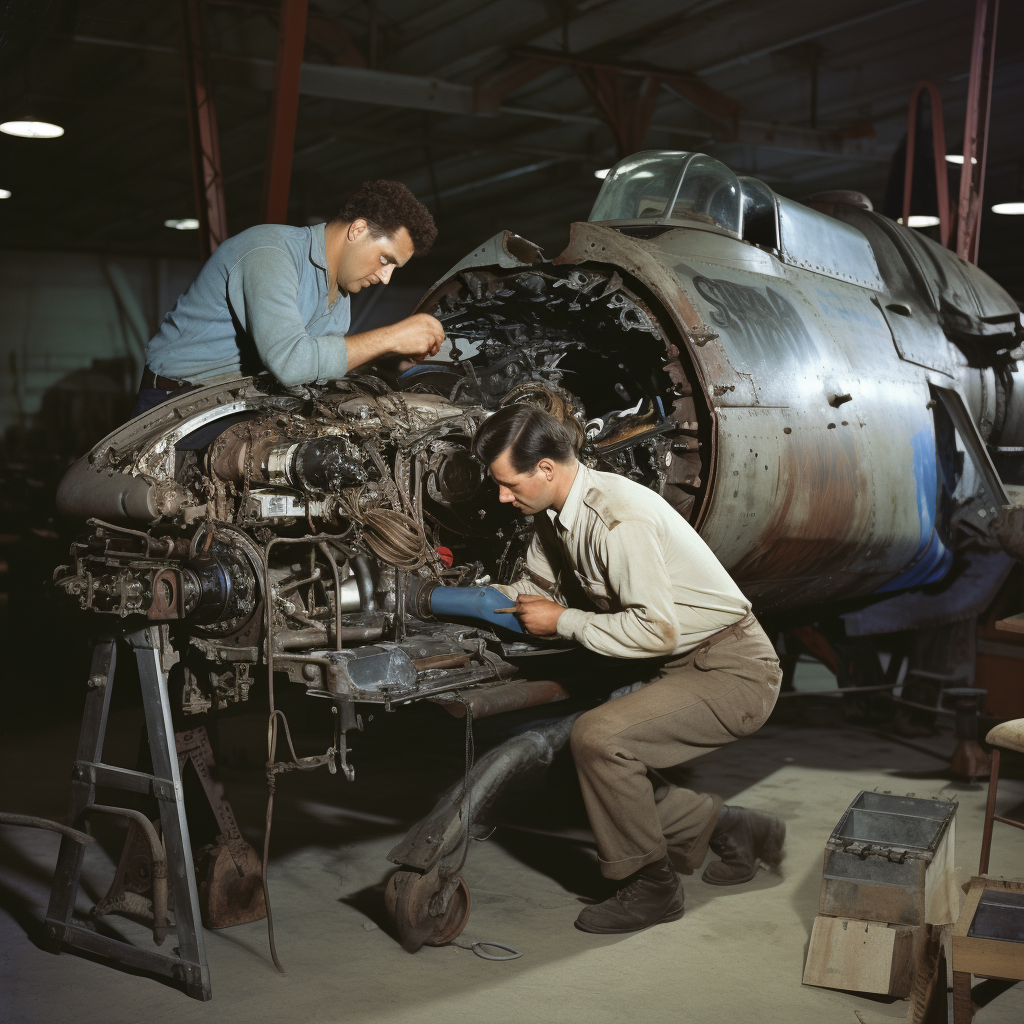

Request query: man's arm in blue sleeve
[{"left": 227, "top": 246, "right": 348, "bottom": 386}]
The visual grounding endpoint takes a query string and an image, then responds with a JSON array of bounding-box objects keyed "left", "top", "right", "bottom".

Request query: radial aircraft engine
[{"left": 52, "top": 151, "right": 1024, "bottom": 952}]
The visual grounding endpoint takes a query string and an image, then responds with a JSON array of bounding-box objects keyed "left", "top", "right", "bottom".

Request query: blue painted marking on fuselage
[
  {"left": 875, "top": 427, "right": 953, "bottom": 592},
  {"left": 812, "top": 286, "right": 878, "bottom": 327}
]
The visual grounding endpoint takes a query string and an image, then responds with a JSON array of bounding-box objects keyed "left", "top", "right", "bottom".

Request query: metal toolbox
[{"left": 819, "top": 791, "right": 958, "bottom": 927}]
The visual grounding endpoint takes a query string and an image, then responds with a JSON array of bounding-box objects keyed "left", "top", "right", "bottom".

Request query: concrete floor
[{"left": 3, "top": 688, "right": 1024, "bottom": 1024}]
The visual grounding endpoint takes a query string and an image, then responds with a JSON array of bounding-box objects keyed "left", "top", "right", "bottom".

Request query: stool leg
[
  {"left": 979, "top": 747, "right": 1001, "bottom": 875},
  {"left": 952, "top": 971, "right": 973, "bottom": 1024}
]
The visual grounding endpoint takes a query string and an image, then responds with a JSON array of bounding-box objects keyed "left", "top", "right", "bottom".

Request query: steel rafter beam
[
  {"left": 692, "top": 0, "right": 931, "bottom": 77},
  {"left": 74, "top": 34, "right": 879, "bottom": 161},
  {"left": 508, "top": 47, "right": 741, "bottom": 123},
  {"left": 577, "top": 67, "right": 660, "bottom": 159},
  {"left": 178, "top": 0, "right": 229, "bottom": 259},
  {"left": 261, "top": 0, "right": 309, "bottom": 223}
]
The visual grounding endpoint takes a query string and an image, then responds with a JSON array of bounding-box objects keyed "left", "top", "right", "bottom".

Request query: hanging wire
[
  {"left": 446, "top": 695, "right": 476, "bottom": 882},
  {"left": 259, "top": 532, "right": 352, "bottom": 975}
]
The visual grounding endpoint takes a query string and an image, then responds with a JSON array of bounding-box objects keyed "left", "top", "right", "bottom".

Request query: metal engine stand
[{"left": 44, "top": 627, "right": 212, "bottom": 1000}]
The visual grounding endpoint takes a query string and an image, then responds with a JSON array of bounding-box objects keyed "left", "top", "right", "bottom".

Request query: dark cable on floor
[
  {"left": 263, "top": 698, "right": 285, "bottom": 974},
  {"left": 262, "top": 763, "right": 283, "bottom": 973},
  {"left": 262, "top": 693, "right": 334, "bottom": 974},
  {"left": 449, "top": 695, "right": 476, "bottom": 880},
  {"left": 259, "top": 533, "right": 351, "bottom": 975},
  {"left": 440, "top": 710, "right": 522, "bottom": 964},
  {"left": 451, "top": 939, "right": 523, "bottom": 961}
]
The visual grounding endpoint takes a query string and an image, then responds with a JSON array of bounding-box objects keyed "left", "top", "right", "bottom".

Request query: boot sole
[
  {"left": 574, "top": 897, "right": 685, "bottom": 935},
  {"left": 701, "top": 815, "right": 786, "bottom": 886}
]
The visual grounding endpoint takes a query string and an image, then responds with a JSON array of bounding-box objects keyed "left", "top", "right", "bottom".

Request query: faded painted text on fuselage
[{"left": 685, "top": 269, "right": 819, "bottom": 368}]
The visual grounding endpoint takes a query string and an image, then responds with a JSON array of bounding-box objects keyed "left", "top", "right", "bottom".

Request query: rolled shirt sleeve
[
  {"left": 227, "top": 246, "right": 348, "bottom": 386},
  {"left": 555, "top": 519, "right": 680, "bottom": 658}
]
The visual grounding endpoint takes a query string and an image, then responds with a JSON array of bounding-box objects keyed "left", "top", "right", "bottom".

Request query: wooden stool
[
  {"left": 952, "top": 877, "right": 1024, "bottom": 1023},
  {"left": 978, "top": 719, "right": 1024, "bottom": 874}
]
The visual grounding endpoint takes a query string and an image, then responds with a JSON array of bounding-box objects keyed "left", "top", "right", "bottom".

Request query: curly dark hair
[{"left": 334, "top": 180, "right": 437, "bottom": 256}]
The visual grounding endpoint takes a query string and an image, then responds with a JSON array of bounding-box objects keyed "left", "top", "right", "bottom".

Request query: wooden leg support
[
  {"left": 952, "top": 971, "right": 973, "bottom": 1023},
  {"left": 979, "top": 747, "right": 1000, "bottom": 875}
]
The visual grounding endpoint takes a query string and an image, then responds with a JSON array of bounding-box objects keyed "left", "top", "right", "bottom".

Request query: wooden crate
[
  {"left": 802, "top": 916, "right": 925, "bottom": 996},
  {"left": 819, "top": 792, "right": 958, "bottom": 927},
  {"left": 953, "top": 877, "right": 1024, "bottom": 981}
]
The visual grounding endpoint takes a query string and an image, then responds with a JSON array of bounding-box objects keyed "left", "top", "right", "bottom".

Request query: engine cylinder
[{"left": 289, "top": 437, "right": 369, "bottom": 493}]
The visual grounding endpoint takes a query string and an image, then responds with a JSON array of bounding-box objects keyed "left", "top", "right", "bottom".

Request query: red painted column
[
  {"left": 956, "top": 0, "right": 1000, "bottom": 264},
  {"left": 179, "top": 0, "right": 228, "bottom": 260},
  {"left": 902, "top": 81, "right": 951, "bottom": 249},
  {"left": 261, "top": 0, "right": 309, "bottom": 224}
]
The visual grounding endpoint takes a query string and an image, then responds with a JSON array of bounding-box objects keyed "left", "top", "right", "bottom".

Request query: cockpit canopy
[
  {"left": 589, "top": 151, "right": 744, "bottom": 238},
  {"left": 589, "top": 150, "right": 884, "bottom": 291}
]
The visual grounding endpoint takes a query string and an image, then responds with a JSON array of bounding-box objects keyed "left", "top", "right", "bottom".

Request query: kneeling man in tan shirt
[{"left": 474, "top": 403, "right": 785, "bottom": 934}]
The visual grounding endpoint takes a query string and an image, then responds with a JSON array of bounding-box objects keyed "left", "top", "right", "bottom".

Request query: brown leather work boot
[
  {"left": 574, "top": 856, "right": 684, "bottom": 934},
  {"left": 701, "top": 806, "right": 785, "bottom": 885}
]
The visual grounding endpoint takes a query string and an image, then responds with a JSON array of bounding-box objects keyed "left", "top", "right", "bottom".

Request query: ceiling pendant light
[
  {"left": 897, "top": 215, "right": 941, "bottom": 228},
  {"left": 0, "top": 118, "right": 64, "bottom": 139},
  {"left": 164, "top": 218, "right": 200, "bottom": 230},
  {"left": 992, "top": 202, "right": 1024, "bottom": 215},
  {"left": 0, "top": 189, "right": 11, "bottom": 199}
]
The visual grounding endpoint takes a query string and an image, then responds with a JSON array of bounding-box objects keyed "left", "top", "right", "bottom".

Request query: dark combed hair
[
  {"left": 473, "top": 404, "right": 578, "bottom": 473},
  {"left": 335, "top": 180, "right": 437, "bottom": 256}
]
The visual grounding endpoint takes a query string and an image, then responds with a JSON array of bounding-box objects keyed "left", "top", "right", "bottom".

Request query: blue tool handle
[{"left": 428, "top": 585, "right": 528, "bottom": 634}]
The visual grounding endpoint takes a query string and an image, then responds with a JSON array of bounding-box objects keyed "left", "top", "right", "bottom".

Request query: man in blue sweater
[{"left": 133, "top": 180, "right": 444, "bottom": 416}]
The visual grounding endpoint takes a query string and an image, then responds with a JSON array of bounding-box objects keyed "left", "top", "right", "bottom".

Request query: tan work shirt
[{"left": 495, "top": 463, "right": 751, "bottom": 659}]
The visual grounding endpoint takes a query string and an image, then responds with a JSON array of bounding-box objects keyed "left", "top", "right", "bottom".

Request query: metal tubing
[
  {"left": 179, "top": 0, "right": 228, "bottom": 259},
  {"left": 956, "top": 0, "right": 1000, "bottom": 263},
  {"left": 0, "top": 813, "right": 94, "bottom": 846},
  {"left": 317, "top": 541, "right": 343, "bottom": 652},
  {"left": 349, "top": 554, "right": 377, "bottom": 612},
  {"left": 261, "top": 0, "right": 308, "bottom": 223},
  {"left": 85, "top": 804, "right": 168, "bottom": 944},
  {"left": 991, "top": 814, "right": 1024, "bottom": 830},
  {"left": 979, "top": 746, "right": 1000, "bottom": 874},
  {"left": 263, "top": 533, "right": 351, "bottom": 684},
  {"left": 46, "top": 640, "right": 116, "bottom": 949},
  {"left": 387, "top": 715, "right": 579, "bottom": 874}
]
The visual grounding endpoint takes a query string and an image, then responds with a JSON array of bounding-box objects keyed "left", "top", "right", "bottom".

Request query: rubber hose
[{"left": 428, "top": 585, "right": 527, "bottom": 635}]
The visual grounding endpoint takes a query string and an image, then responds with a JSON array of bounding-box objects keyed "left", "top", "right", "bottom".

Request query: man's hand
[
  {"left": 345, "top": 313, "right": 445, "bottom": 372},
  {"left": 385, "top": 313, "right": 444, "bottom": 362},
  {"left": 509, "top": 594, "right": 565, "bottom": 637}
]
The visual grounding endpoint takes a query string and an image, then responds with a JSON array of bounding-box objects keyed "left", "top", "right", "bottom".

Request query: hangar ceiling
[{"left": 1, "top": 0, "right": 1023, "bottom": 296}]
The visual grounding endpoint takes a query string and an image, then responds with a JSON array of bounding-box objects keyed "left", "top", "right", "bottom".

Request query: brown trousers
[{"left": 570, "top": 614, "right": 782, "bottom": 879}]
